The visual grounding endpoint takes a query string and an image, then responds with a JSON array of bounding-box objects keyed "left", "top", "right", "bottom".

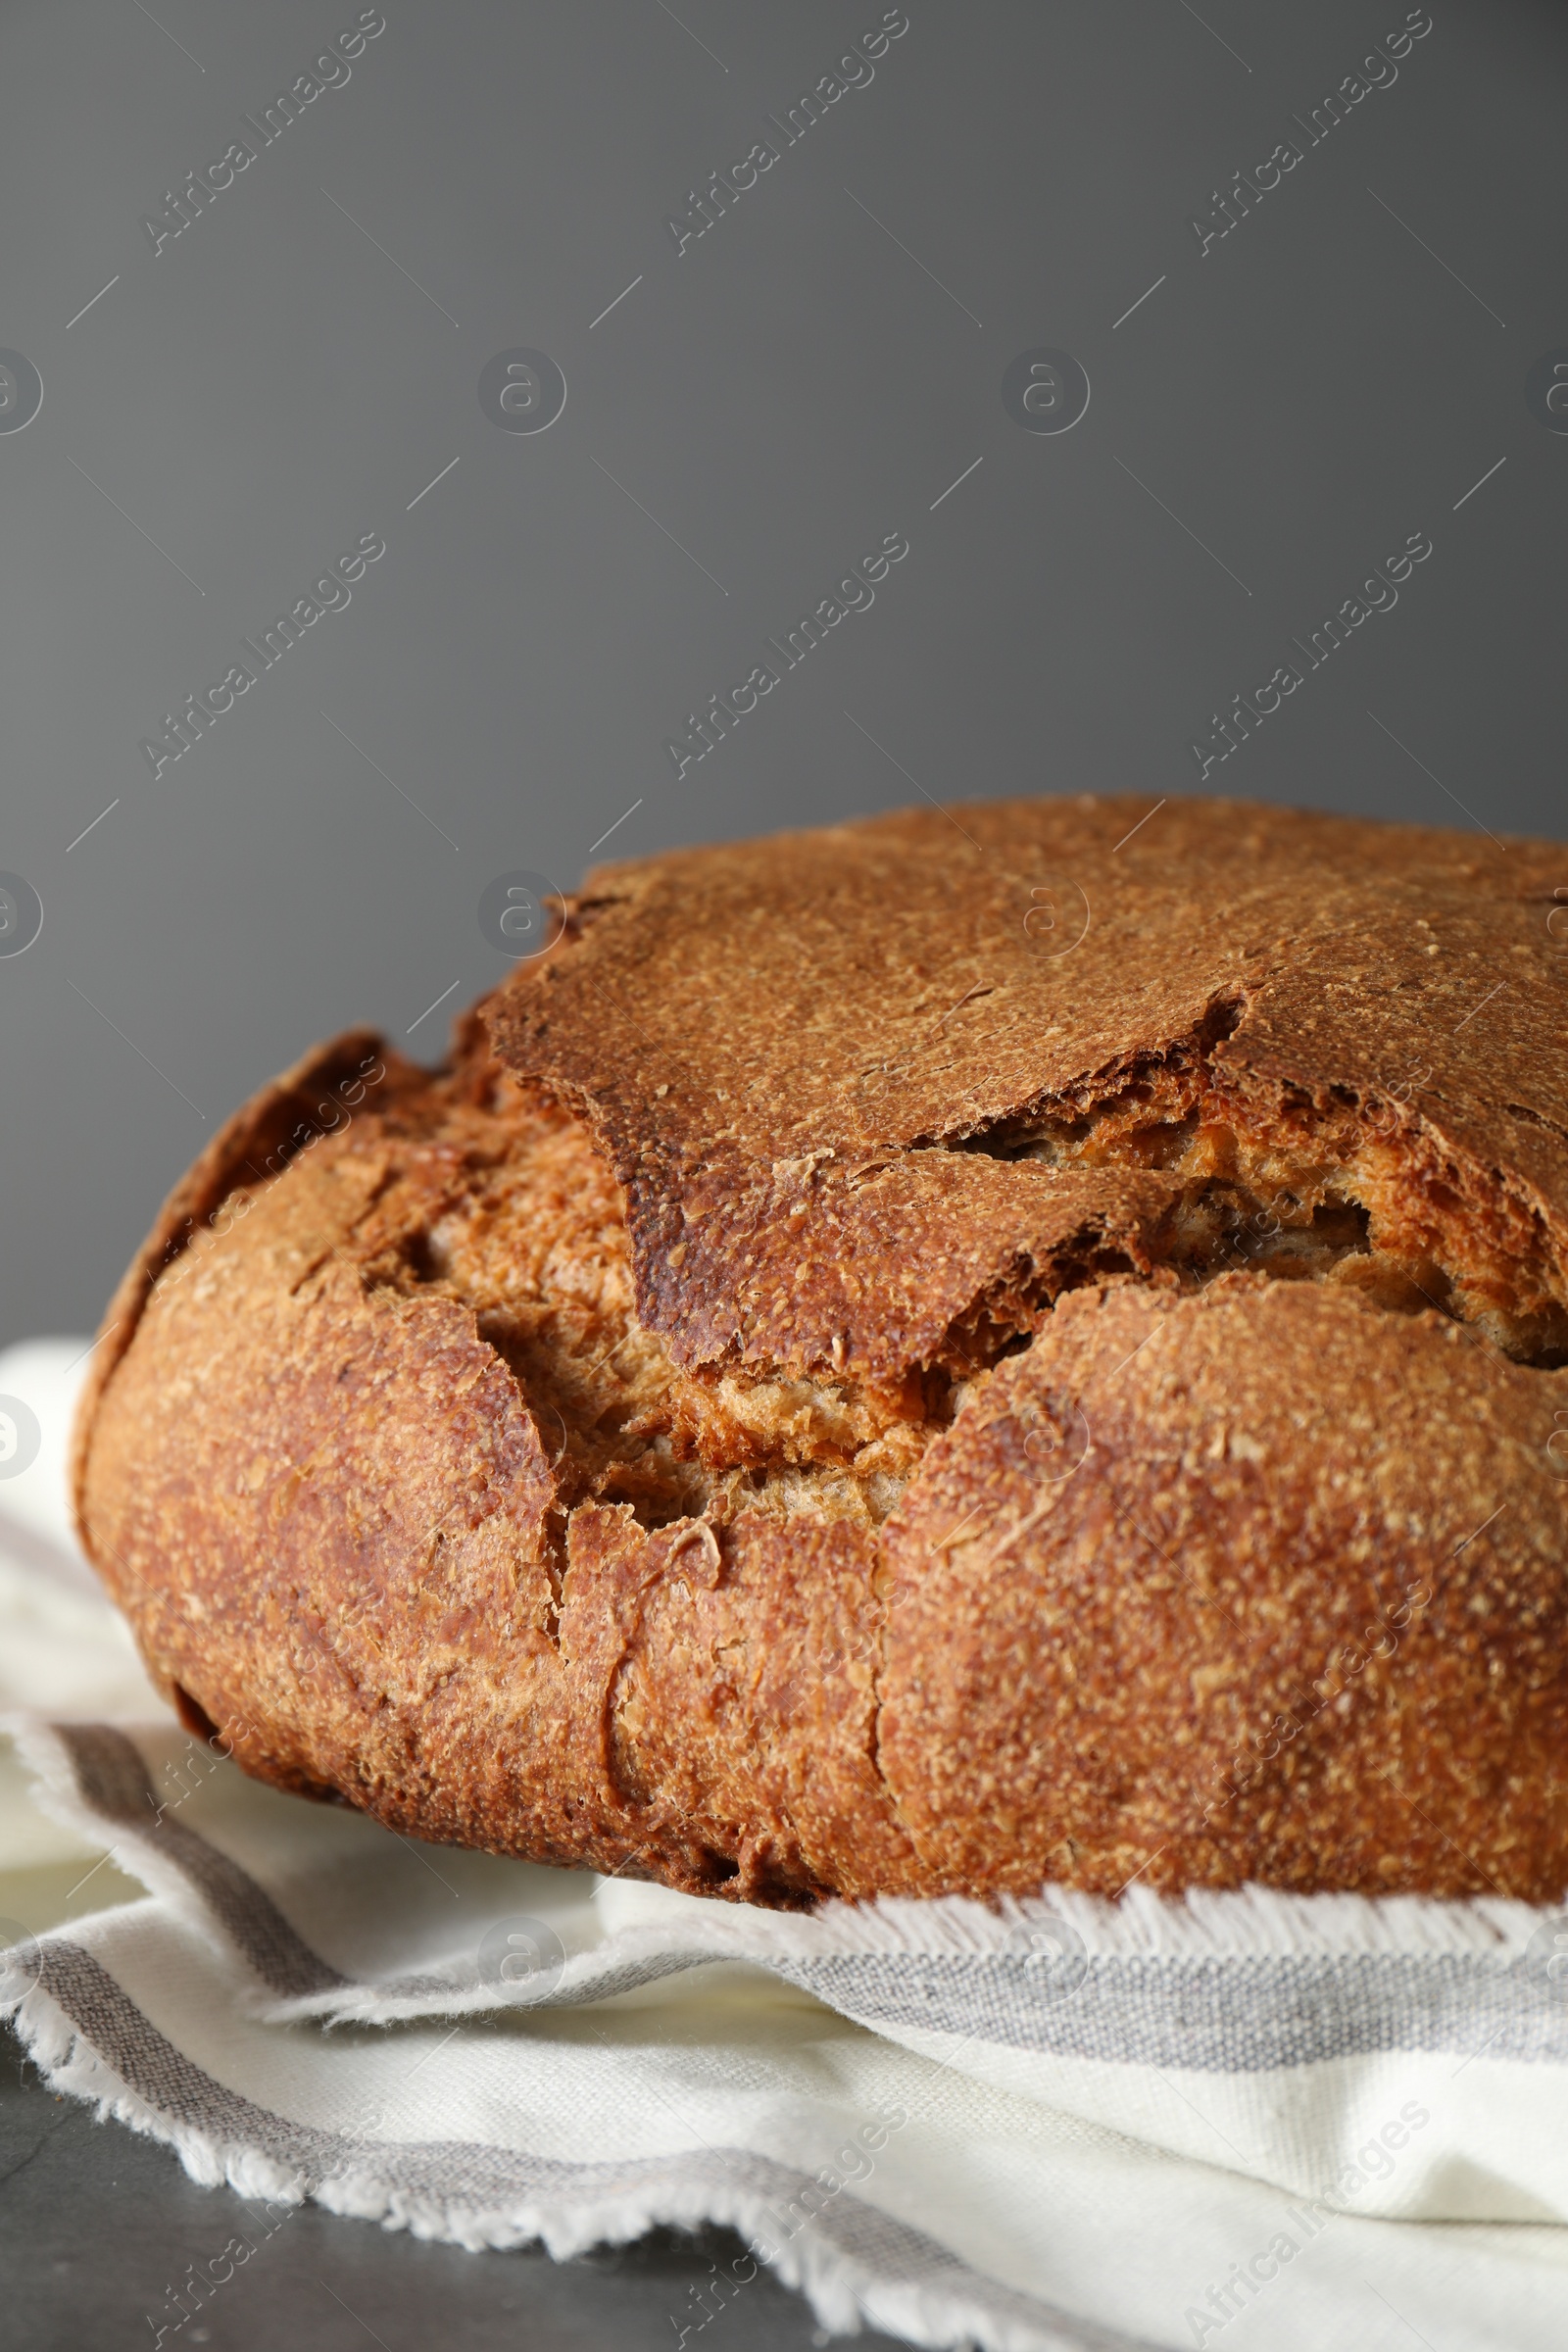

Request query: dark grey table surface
[
  {"left": 1, "top": 2046, "right": 905, "bottom": 2350},
  {"left": 3, "top": 0, "right": 1566, "bottom": 2341}
]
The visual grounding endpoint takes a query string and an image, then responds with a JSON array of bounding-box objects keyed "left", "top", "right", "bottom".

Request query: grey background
[{"left": 2, "top": 0, "right": 1566, "bottom": 1349}]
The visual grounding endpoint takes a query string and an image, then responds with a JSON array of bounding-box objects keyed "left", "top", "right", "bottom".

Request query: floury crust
[{"left": 74, "top": 795, "right": 1568, "bottom": 1906}]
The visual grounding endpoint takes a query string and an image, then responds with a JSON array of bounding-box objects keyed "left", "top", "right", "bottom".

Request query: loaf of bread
[{"left": 73, "top": 796, "right": 1568, "bottom": 1905}]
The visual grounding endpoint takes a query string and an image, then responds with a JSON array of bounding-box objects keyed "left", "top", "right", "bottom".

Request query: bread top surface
[
  {"left": 486, "top": 794, "right": 1568, "bottom": 1387},
  {"left": 74, "top": 791, "right": 1568, "bottom": 1522}
]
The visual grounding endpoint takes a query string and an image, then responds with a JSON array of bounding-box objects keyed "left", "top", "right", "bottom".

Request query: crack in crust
[
  {"left": 940, "top": 1008, "right": 1568, "bottom": 1368},
  {"left": 486, "top": 803, "right": 1568, "bottom": 1388}
]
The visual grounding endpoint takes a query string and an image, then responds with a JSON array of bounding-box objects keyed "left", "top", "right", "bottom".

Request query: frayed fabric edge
[
  {"left": 591, "top": 1877, "right": 1546, "bottom": 1970},
  {"left": 801, "top": 1881, "right": 1544, "bottom": 1963},
  {"left": 0, "top": 1968, "right": 1130, "bottom": 2352}
]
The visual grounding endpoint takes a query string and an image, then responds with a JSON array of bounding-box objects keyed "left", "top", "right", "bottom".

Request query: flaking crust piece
[{"left": 74, "top": 797, "right": 1568, "bottom": 1904}]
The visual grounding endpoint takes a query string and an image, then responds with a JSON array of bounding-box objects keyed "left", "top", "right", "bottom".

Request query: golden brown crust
[
  {"left": 68, "top": 1027, "right": 392, "bottom": 1538},
  {"left": 881, "top": 1276, "right": 1568, "bottom": 1898},
  {"left": 486, "top": 795, "right": 1568, "bottom": 1379},
  {"left": 74, "top": 797, "right": 1568, "bottom": 1903}
]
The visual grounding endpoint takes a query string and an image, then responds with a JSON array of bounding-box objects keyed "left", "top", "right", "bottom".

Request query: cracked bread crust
[
  {"left": 73, "top": 796, "right": 1568, "bottom": 1904},
  {"left": 487, "top": 794, "right": 1568, "bottom": 1378}
]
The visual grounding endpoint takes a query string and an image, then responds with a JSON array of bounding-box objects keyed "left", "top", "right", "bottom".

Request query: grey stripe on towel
[
  {"left": 30, "top": 1938, "right": 1157, "bottom": 2352},
  {"left": 56, "top": 1724, "right": 346, "bottom": 2000},
  {"left": 776, "top": 1950, "right": 1568, "bottom": 2072}
]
